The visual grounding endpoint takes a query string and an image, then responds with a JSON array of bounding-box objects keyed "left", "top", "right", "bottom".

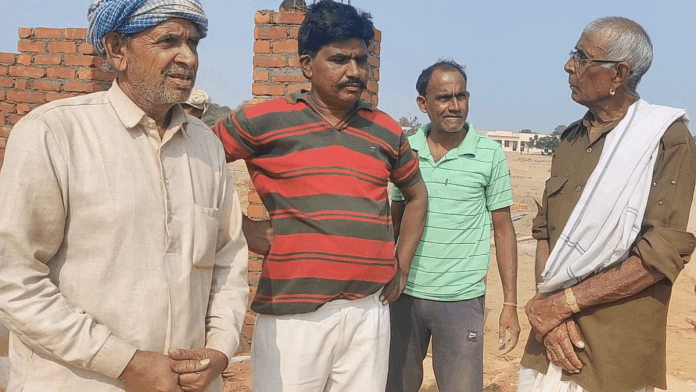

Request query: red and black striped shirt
[{"left": 213, "top": 90, "right": 421, "bottom": 315}]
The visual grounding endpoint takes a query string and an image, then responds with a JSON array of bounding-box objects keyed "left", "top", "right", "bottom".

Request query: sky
[{"left": 1, "top": 0, "right": 695, "bottom": 134}]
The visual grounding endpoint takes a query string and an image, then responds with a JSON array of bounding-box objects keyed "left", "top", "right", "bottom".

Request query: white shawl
[{"left": 538, "top": 99, "right": 689, "bottom": 293}]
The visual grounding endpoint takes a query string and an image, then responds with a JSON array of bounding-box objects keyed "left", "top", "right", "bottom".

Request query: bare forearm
[
  {"left": 492, "top": 208, "right": 518, "bottom": 303},
  {"left": 395, "top": 198, "right": 426, "bottom": 271},
  {"left": 573, "top": 255, "right": 665, "bottom": 310},
  {"left": 391, "top": 201, "right": 405, "bottom": 243}
]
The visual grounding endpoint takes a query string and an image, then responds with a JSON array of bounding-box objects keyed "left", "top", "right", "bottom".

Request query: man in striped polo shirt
[
  {"left": 213, "top": 1, "right": 427, "bottom": 390},
  {"left": 387, "top": 60, "right": 521, "bottom": 392}
]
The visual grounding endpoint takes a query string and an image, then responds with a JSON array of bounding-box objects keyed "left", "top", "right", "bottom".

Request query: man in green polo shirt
[{"left": 386, "top": 59, "right": 521, "bottom": 392}]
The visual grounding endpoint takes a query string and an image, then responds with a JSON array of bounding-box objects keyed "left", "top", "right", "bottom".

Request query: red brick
[
  {"left": 287, "top": 55, "right": 300, "bottom": 68},
  {"left": 368, "top": 55, "right": 380, "bottom": 68},
  {"left": 252, "top": 70, "right": 269, "bottom": 82},
  {"left": 0, "top": 137, "right": 6, "bottom": 149},
  {"left": 271, "top": 70, "right": 305, "bottom": 83},
  {"left": 14, "top": 79, "right": 31, "bottom": 90},
  {"left": 247, "top": 204, "right": 265, "bottom": 219},
  {"left": 247, "top": 271, "right": 260, "bottom": 286},
  {"left": 34, "top": 27, "right": 62, "bottom": 39},
  {"left": 361, "top": 91, "right": 371, "bottom": 103},
  {"left": 373, "top": 29, "right": 382, "bottom": 42},
  {"left": 272, "top": 40, "right": 297, "bottom": 54},
  {"left": 18, "top": 40, "right": 45, "bottom": 53},
  {"left": 0, "top": 52, "right": 15, "bottom": 64},
  {"left": 0, "top": 65, "right": 6, "bottom": 76},
  {"left": 0, "top": 103, "right": 15, "bottom": 114},
  {"left": 77, "top": 68, "right": 114, "bottom": 82},
  {"left": 17, "top": 27, "right": 32, "bottom": 39},
  {"left": 34, "top": 54, "right": 62, "bottom": 65},
  {"left": 9, "top": 66, "right": 45, "bottom": 78},
  {"left": 248, "top": 259, "right": 262, "bottom": 273},
  {"left": 372, "top": 69, "right": 380, "bottom": 82},
  {"left": 252, "top": 83, "right": 285, "bottom": 97},
  {"left": 253, "top": 40, "right": 270, "bottom": 54},
  {"left": 254, "top": 26, "right": 286, "bottom": 40},
  {"left": 0, "top": 125, "right": 10, "bottom": 138},
  {"left": 64, "top": 28, "right": 87, "bottom": 40},
  {"left": 367, "top": 80, "right": 379, "bottom": 94},
  {"left": 250, "top": 97, "right": 268, "bottom": 105},
  {"left": 288, "top": 26, "right": 300, "bottom": 40},
  {"left": 78, "top": 43, "right": 95, "bottom": 55},
  {"left": 64, "top": 54, "right": 102, "bottom": 67},
  {"left": 244, "top": 313, "right": 256, "bottom": 326},
  {"left": 46, "top": 92, "right": 74, "bottom": 102},
  {"left": 15, "top": 54, "right": 31, "bottom": 66},
  {"left": 64, "top": 81, "right": 96, "bottom": 93},
  {"left": 0, "top": 91, "right": 4, "bottom": 101},
  {"left": 9, "top": 114, "right": 24, "bottom": 125},
  {"left": 47, "top": 67, "right": 75, "bottom": 79},
  {"left": 254, "top": 11, "right": 271, "bottom": 24},
  {"left": 372, "top": 94, "right": 379, "bottom": 107},
  {"left": 372, "top": 43, "right": 381, "bottom": 56},
  {"left": 0, "top": 149, "right": 4, "bottom": 161},
  {"left": 48, "top": 41, "right": 76, "bottom": 54},
  {"left": 248, "top": 191, "right": 262, "bottom": 204},
  {"left": 287, "top": 83, "right": 310, "bottom": 94},
  {"left": 34, "top": 80, "right": 62, "bottom": 92},
  {"left": 0, "top": 77, "right": 13, "bottom": 88},
  {"left": 15, "top": 103, "right": 35, "bottom": 115},
  {"left": 242, "top": 324, "right": 254, "bottom": 340},
  {"left": 274, "top": 12, "right": 305, "bottom": 25},
  {"left": 253, "top": 55, "right": 285, "bottom": 68},
  {"left": 7, "top": 90, "right": 45, "bottom": 104}
]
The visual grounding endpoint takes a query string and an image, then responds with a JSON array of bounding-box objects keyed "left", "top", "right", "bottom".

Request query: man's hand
[
  {"left": 168, "top": 348, "right": 228, "bottom": 392},
  {"left": 498, "top": 305, "right": 521, "bottom": 355},
  {"left": 525, "top": 291, "right": 572, "bottom": 338},
  {"left": 380, "top": 267, "right": 408, "bottom": 305},
  {"left": 119, "top": 350, "right": 182, "bottom": 392},
  {"left": 542, "top": 319, "right": 585, "bottom": 374},
  {"left": 242, "top": 216, "right": 275, "bottom": 255}
]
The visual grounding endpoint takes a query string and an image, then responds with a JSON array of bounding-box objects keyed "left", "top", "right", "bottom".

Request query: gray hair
[{"left": 583, "top": 17, "right": 652, "bottom": 98}]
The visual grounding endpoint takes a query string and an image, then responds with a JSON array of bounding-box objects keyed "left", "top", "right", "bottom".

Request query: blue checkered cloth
[{"left": 87, "top": 0, "right": 208, "bottom": 56}]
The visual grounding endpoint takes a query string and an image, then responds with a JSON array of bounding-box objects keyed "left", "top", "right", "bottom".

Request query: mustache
[
  {"left": 164, "top": 65, "right": 196, "bottom": 79},
  {"left": 336, "top": 78, "right": 366, "bottom": 89}
]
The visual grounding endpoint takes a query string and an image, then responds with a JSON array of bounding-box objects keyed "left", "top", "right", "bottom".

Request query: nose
[
  {"left": 448, "top": 97, "right": 461, "bottom": 113},
  {"left": 346, "top": 59, "right": 360, "bottom": 77},
  {"left": 177, "top": 43, "right": 198, "bottom": 70},
  {"left": 564, "top": 57, "right": 574, "bottom": 74}
]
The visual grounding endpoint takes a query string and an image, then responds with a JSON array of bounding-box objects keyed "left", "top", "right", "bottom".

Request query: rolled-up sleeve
[{"left": 630, "top": 121, "right": 696, "bottom": 283}]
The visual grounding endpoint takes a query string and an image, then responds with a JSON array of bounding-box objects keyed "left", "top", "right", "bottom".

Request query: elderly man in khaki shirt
[{"left": 0, "top": 1, "right": 248, "bottom": 392}]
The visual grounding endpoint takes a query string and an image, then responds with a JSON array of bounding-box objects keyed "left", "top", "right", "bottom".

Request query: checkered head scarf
[{"left": 87, "top": 0, "right": 208, "bottom": 56}]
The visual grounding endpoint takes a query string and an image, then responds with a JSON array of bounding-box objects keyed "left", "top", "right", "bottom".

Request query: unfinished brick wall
[
  {"left": 0, "top": 27, "right": 114, "bottom": 171},
  {"left": 251, "top": 10, "right": 381, "bottom": 106}
]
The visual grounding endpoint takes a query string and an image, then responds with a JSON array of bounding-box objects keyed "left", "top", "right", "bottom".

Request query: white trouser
[
  {"left": 518, "top": 364, "right": 656, "bottom": 392},
  {"left": 251, "top": 290, "right": 390, "bottom": 392}
]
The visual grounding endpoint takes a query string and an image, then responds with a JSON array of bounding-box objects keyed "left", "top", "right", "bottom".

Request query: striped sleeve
[
  {"left": 213, "top": 109, "right": 256, "bottom": 163},
  {"left": 390, "top": 129, "right": 421, "bottom": 188},
  {"left": 485, "top": 144, "right": 513, "bottom": 211}
]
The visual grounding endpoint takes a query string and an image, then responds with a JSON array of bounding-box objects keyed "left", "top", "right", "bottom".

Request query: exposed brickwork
[{"left": 251, "top": 10, "right": 381, "bottom": 106}]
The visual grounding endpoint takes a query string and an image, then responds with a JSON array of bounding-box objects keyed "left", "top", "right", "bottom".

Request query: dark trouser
[{"left": 386, "top": 294, "right": 484, "bottom": 392}]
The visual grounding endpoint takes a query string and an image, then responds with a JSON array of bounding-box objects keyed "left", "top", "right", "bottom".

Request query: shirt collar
[
  {"left": 107, "top": 81, "right": 189, "bottom": 137},
  {"left": 412, "top": 123, "right": 480, "bottom": 158}
]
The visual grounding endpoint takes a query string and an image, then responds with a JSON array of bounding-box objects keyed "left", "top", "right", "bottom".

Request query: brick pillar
[
  {"left": 0, "top": 27, "right": 114, "bottom": 170},
  {"left": 251, "top": 9, "right": 381, "bottom": 106}
]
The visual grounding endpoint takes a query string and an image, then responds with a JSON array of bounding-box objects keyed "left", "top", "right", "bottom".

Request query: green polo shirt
[{"left": 392, "top": 123, "right": 512, "bottom": 301}]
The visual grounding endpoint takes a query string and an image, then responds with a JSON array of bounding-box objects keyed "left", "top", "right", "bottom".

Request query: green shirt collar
[{"left": 410, "top": 123, "right": 480, "bottom": 158}]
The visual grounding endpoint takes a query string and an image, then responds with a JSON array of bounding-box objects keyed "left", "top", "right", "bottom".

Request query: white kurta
[{"left": 0, "top": 83, "right": 248, "bottom": 391}]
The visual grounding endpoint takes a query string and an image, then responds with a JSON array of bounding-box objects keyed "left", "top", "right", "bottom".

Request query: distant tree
[
  {"left": 520, "top": 129, "right": 533, "bottom": 133},
  {"left": 201, "top": 102, "right": 234, "bottom": 127},
  {"left": 529, "top": 125, "right": 564, "bottom": 154},
  {"left": 398, "top": 116, "right": 420, "bottom": 128}
]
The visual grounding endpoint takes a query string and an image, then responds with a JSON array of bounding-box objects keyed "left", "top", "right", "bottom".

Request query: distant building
[{"left": 478, "top": 130, "right": 543, "bottom": 154}]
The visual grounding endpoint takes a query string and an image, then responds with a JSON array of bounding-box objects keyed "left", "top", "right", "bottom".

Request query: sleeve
[
  {"left": 391, "top": 185, "right": 405, "bottom": 202},
  {"left": 630, "top": 120, "right": 696, "bottom": 283},
  {"left": 485, "top": 145, "right": 514, "bottom": 211},
  {"left": 531, "top": 187, "right": 550, "bottom": 241},
  {"left": 212, "top": 108, "right": 257, "bottom": 163},
  {"left": 0, "top": 117, "right": 137, "bottom": 379},
  {"left": 204, "top": 163, "right": 249, "bottom": 359},
  {"left": 390, "top": 130, "right": 421, "bottom": 189}
]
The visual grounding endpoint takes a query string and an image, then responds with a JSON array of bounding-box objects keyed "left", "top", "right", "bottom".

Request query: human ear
[
  {"left": 299, "top": 54, "right": 313, "bottom": 80},
  {"left": 416, "top": 95, "right": 428, "bottom": 113},
  {"left": 102, "top": 32, "right": 128, "bottom": 72}
]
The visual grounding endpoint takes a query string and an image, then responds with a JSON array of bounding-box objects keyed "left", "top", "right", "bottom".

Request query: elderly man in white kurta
[{"left": 0, "top": 1, "right": 248, "bottom": 391}]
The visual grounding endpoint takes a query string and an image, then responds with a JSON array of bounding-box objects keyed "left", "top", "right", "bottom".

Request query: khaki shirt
[
  {"left": 521, "top": 114, "right": 696, "bottom": 392},
  {"left": 0, "top": 83, "right": 249, "bottom": 392}
]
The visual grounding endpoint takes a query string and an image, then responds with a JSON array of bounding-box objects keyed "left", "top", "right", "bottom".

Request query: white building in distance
[{"left": 478, "top": 130, "right": 543, "bottom": 154}]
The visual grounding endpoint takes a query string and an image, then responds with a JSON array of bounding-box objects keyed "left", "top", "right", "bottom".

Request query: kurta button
[
  {"left": 575, "top": 185, "right": 582, "bottom": 192},
  {"left": 671, "top": 180, "right": 676, "bottom": 185},
  {"left": 586, "top": 147, "right": 592, "bottom": 153},
  {"left": 658, "top": 200, "right": 663, "bottom": 205},
  {"left": 652, "top": 182, "right": 657, "bottom": 187},
  {"left": 164, "top": 179, "right": 169, "bottom": 185}
]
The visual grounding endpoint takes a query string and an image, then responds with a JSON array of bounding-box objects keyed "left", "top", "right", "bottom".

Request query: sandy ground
[{"left": 222, "top": 152, "right": 696, "bottom": 391}]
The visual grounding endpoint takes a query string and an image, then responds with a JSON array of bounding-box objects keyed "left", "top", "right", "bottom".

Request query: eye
[{"left": 160, "top": 35, "right": 178, "bottom": 46}]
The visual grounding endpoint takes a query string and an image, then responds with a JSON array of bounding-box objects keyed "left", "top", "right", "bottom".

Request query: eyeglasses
[{"left": 569, "top": 49, "right": 622, "bottom": 68}]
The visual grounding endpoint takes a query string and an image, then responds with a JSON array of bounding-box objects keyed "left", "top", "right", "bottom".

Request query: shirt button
[
  {"left": 671, "top": 180, "right": 676, "bottom": 185},
  {"left": 586, "top": 147, "right": 593, "bottom": 153},
  {"left": 165, "top": 179, "right": 170, "bottom": 185},
  {"left": 652, "top": 182, "right": 657, "bottom": 187},
  {"left": 575, "top": 185, "right": 582, "bottom": 192},
  {"left": 658, "top": 200, "right": 663, "bottom": 205}
]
